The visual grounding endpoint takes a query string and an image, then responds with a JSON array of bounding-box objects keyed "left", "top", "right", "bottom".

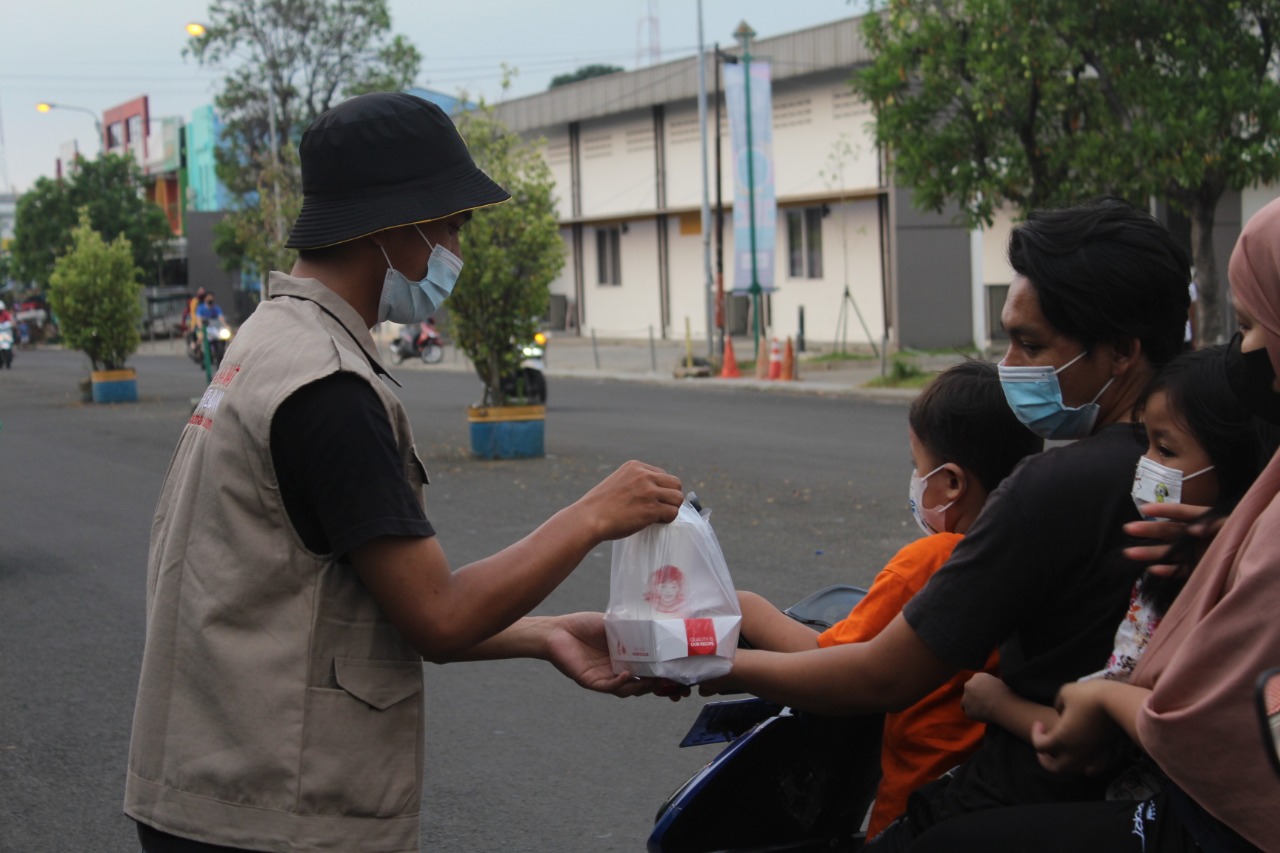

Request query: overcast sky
[{"left": 0, "top": 1, "right": 860, "bottom": 194}]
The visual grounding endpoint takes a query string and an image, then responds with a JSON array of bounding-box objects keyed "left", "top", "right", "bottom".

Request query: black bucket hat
[{"left": 285, "top": 92, "right": 510, "bottom": 250}]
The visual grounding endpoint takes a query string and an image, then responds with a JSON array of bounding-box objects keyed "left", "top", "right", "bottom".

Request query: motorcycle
[
  {"left": 188, "top": 319, "right": 233, "bottom": 369},
  {"left": 648, "top": 584, "right": 884, "bottom": 853},
  {"left": 0, "top": 320, "right": 14, "bottom": 369},
  {"left": 499, "top": 331, "right": 548, "bottom": 404},
  {"left": 389, "top": 322, "right": 445, "bottom": 365}
]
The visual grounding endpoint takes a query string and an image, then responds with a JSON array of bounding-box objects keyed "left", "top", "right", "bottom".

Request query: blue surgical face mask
[
  {"left": 998, "top": 350, "right": 1114, "bottom": 440},
  {"left": 377, "top": 225, "right": 464, "bottom": 325}
]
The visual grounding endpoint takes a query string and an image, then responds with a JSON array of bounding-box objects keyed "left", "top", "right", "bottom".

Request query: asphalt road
[{"left": 0, "top": 347, "right": 916, "bottom": 852}]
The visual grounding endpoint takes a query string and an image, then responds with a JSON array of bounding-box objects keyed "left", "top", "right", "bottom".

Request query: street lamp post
[
  {"left": 36, "top": 102, "right": 103, "bottom": 154},
  {"left": 734, "top": 21, "right": 762, "bottom": 360}
]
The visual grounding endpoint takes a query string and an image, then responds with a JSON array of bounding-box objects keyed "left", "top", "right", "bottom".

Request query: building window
[
  {"left": 106, "top": 122, "right": 123, "bottom": 150},
  {"left": 786, "top": 207, "right": 824, "bottom": 279},
  {"left": 597, "top": 226, "right": 622, "bottom": 285}
]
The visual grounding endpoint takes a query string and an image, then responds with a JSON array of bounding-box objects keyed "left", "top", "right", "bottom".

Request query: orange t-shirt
[{"left": 817, "top": 532, "right": 998, "bottom": 838}]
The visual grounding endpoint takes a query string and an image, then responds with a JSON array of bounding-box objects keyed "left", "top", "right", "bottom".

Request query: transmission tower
[{"left": 636, "top": 0, "right": 661, "bottom": 68}]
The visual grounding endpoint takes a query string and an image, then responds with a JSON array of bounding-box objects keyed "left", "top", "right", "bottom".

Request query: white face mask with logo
[
  {"left": 908, "top": 464, "right": 956, "bottom": 535},
  {"left": 1130, "top": 455, "right": 1213, "bottom": 517},
  {"left": 377, "top": 225, "right": 463, "bottom": 325}
]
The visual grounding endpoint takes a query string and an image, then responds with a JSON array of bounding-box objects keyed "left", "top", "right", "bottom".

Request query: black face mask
[{"left": 1225, "top": 332, "right": 1280, "bottom": 425}]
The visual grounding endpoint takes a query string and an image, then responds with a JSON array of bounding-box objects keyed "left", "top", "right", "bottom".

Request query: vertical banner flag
[{"left": 723, "top": 59, "right": 776, "bottom": 293}]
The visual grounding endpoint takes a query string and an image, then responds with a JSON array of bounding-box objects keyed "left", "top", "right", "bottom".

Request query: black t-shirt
[
  {"left": 269, "top": 371, "right": 434, "bottom": 559},
  {"left": 905, "top": 423, "right": 1145, "bottom": 703},
  {"left": 896, "top": 424, "right": 1147, "bottom": 830}
]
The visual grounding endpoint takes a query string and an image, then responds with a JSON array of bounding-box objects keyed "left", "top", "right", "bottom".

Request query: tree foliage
[
  {"left": 450, "top": 104, "right": 563, "bottom": 407},
  {"left": 186, "top": 0, "right": 421, "bottom": 271},
  {"left": 855, "top": 0, "right": 1280, "bottom": 340},
  {"left": 212, "top": 142, "right": 304, "bottom": 285},
  {"left": 10, "top": 154, "right": 171, "bottom": 291},
  {"left": 48, "top": 210, "right": 144, "bottom": 371},
  {"left": 549, "top": 64, "right": 624, "bottom": 89}
]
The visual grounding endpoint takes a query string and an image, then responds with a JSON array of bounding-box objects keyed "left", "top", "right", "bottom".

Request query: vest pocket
[{"left": 299, "top": 657, "right": 423, "bottom": 817}]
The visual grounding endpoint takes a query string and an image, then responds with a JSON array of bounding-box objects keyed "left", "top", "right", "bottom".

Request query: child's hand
[
  {"left": 961, "top": 672, "right": 1013, "bottom": 724},
  {"left": 1031, "top": 681, "right": 1122, "bottom": 777}
]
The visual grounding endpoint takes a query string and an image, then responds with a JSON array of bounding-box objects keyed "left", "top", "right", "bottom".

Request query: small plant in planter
[
  {"left": 48, "top": 209, "right": 144, "bottom": 402},
  {"left": 450, "top": 100, "right": 563, "bottom": 409}
]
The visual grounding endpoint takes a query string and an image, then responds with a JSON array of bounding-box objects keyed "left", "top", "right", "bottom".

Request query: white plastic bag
[{"left": 604, "top": 495, "right": 741, "bottom": 685}]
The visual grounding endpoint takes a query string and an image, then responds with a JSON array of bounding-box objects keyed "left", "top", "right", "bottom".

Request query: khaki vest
[{"left": 126, "top": 273, "right": 428, "bottom": 852}]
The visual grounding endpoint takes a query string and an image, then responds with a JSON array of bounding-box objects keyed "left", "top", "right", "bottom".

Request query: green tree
[
  {"left": 549, "top": 64, "right": 624, "bottom": 89},
  {"left": 450, "top": 103, "right": 563, "bottom": 406},
  {"left": 186, "top": 0, "right": 421, "bottom": 272},
  {"left": 212, "top": 142, "right": 304, "bottom": 290},
  {"left": 10, "top": 154, "right": 171, "bottom": 291},
  {"left": 48, "top": 210, "right": 144, "bottom": 371},
  {"left": 855, "top": 0, "right": 1280, "bottom": 341}
]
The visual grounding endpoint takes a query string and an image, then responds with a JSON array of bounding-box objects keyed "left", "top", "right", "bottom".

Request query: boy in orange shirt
[{"left": 734, "top": 360, "right": 1043, "bottom": 838}]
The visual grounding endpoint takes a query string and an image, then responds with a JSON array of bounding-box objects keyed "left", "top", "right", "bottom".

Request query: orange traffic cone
[
  {"left": 781, "top": 337, "right": 795, "bottom": 381},
  {"left": 755, "top": 340, "right": 769, "bottom": 379},
  {"left": 720, "top": 337, "right": 741, "bottom": 378},
  {"left": 768, "top": 338, "right": 782, "bottom": 380}
]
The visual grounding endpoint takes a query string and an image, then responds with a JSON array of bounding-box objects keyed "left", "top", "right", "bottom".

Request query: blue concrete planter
[
  {"left": 90, "top": 368, "right": 138, "bottom": 404},
  {"left": 467, "top": 405, "right": 545, "bottom": 459}
]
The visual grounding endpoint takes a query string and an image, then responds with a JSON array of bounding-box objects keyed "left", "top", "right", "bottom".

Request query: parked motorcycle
[
  {"left": 648, "top": 584, "right": 882, "bottom": 853},
  {"left": 188, "top": 319, "right": 233, "bottom": 369},
  {"left": 0, "top": 320, "right": 14, "bottom": 369},
  {"left": 499, "top": 331, "right": 548, "bottom": 404},
  {"left": 389, "top": 322, "right": 445, "bottom": 365}
]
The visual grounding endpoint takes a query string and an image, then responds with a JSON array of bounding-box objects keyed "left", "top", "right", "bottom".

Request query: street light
[{"left": 36, "top": 102, "right": 104, "bottom": 153}]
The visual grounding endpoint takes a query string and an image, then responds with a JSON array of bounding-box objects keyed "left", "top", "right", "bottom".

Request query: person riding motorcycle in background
[{"left": 196, "top": 294, "right": 224, "bottom": 326}]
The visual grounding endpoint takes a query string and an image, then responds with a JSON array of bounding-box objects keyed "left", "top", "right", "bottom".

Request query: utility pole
[
  {"left": 734, "top": 21, "right": 762, "bottom": 360},
  {"left": 696, "top": 0, "right": 714, "bottom": 359},
  {"left": 714, "top": 46, "right": 736, "bottom": 360}
]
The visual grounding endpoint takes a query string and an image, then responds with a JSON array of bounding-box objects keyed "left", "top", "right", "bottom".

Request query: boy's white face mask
[{"left": 908, "top": 463, "right": 955, "bottom": 535}]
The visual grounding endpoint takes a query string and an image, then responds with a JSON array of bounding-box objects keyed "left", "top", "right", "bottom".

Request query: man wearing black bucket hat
[{"left": 125, "top": 92, "right": 682, "bottom": 853}]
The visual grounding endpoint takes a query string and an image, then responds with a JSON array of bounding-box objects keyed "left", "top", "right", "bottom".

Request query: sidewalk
[{"left": 137, "top": 331, "right": 975, "bottom": 399}]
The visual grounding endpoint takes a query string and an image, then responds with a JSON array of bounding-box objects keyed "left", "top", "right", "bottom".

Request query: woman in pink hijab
[{"left": 907, "top": 199, "right": 1280, "bottom": 852}]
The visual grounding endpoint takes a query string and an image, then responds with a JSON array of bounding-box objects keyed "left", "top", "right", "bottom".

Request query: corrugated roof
[{"left": 493, "top": 14, "right": 871, "bottom": 132}]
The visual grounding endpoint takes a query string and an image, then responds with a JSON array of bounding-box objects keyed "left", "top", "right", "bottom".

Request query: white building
[
  {"left": 495, "top": 13, "right": 1276, "bottom": 353},
  {"left": 496, "top": 15, "right": 903, "bottom": 353}
]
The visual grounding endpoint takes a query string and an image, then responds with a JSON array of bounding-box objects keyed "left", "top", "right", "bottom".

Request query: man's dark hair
[
  {"left": 909, "top": 360, "right": 1044, "bottom": 494},
  {"left": 1008, "top": 198, "right": 1191, "bottom": 368},
  {"left": 296, "top": 242, "right": 349, "bottom": 265}
]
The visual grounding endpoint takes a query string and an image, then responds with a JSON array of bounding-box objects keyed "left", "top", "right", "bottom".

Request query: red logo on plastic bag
[{"left": 685, "top": 618, "right": 717, "bottom": 656}]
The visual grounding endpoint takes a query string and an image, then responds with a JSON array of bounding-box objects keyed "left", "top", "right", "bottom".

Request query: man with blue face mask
[
  {"left": 126, "top": 92, "right": 685, "bottom": 853},
  {"left": 696, "top": 199, "right": 1193, "bottom": 851}
]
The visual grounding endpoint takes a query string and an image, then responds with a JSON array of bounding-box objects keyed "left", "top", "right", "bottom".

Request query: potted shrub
[
  {"left": 48, "top": 210, "right": 144, "bottom": 403},
  {"left": 450, "top": 101, "right": 564, "bottom": 459}
]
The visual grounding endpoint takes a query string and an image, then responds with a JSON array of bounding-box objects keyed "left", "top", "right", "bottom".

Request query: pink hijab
[
  {"left": 1130, "top": 197, "right": 1280, "bottom": 850},
  {"left": 1227, "top": 197, "right": 1280, "bottom": 378}
]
